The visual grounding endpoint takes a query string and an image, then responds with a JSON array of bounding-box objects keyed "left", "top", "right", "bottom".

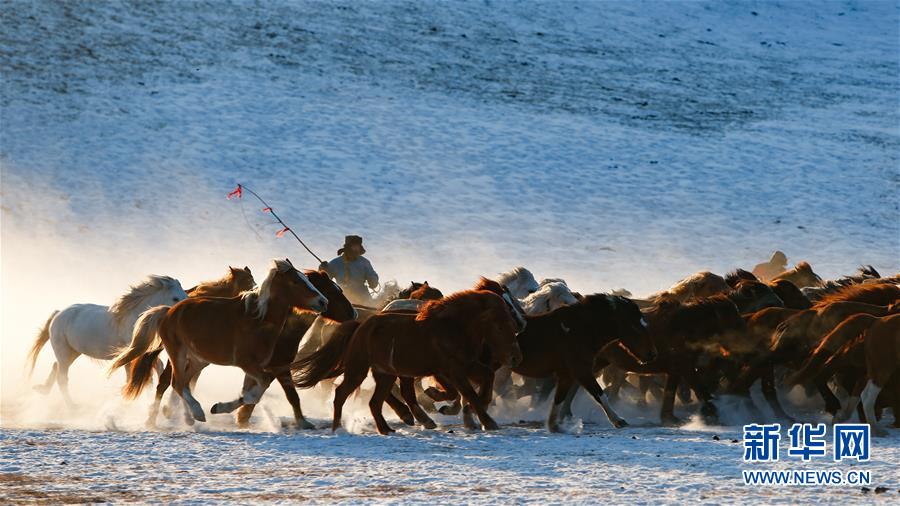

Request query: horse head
[
  {"left": 306, "top": 269, "right": 356, "bottom": 321},
  {"left": 264, "top": 259, "right": 327, "bottom": 315}
]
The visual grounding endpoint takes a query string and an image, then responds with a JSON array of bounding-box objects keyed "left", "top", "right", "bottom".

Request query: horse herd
[{"left": 25, "top": 259, "right": 900, "bottom": 436}]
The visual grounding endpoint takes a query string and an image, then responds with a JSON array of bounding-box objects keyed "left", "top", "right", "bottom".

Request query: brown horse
[
  {"left": 111, "top": 259, "right": 328, "bottom": 425},
  {"left": 293, "top": 290, "right": 522, "bottom": 434},
  {"left": 724, "top": 269, "right": 810, "bottom": 310},
  {"left": 811, "top": 282, "right": 900, "bottom": 309},
  {"left": 771, "top": 261, "right": 822, "bottom": 288},
  {"left": 211, "top": 269, "right": 357, "bottom": 429},
  {"left": 511, "top": 294, "right": 655, "bottom": 431},
  {"left": 185, "top": 266, "right": 254, "bottom": 297},
  {"left": 636, "top": 271, "right": 730, "bottom": 308},
  {"left": 600, "top": 295, "right": 745, "bottom": 425},
  {"left": 834, "top": 314, "right": 900, "bottom": 436},
  {"left": 150, "top": 266, "right": 256, "bottom": 420}
]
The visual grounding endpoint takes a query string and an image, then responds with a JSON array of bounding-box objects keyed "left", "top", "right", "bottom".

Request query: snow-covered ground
[{"left": 2, "top": 0, "right": 898, "bottom": 503}]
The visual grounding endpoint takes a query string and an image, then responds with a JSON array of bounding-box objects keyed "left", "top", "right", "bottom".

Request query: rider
[
  {"left": 319, "top": 235, "right": 379, "bottom": 305},
  {"left": 752, "top": 250, "right": 788, "bottom": 282}
]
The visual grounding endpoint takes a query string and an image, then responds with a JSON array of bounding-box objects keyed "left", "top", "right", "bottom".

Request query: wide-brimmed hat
[{"left": 338, "top": 235, "right": 365, "bottom": 255}]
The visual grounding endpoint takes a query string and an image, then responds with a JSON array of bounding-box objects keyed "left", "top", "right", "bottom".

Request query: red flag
[
  {"left": 262, "top": 207, "right": 272, "bottom": 213},
  {"left": 275, "top": 227, "right": 290, "bottom": 238},
  {"left": 226, "top": 184, "right": 243, "bottom": 200}
]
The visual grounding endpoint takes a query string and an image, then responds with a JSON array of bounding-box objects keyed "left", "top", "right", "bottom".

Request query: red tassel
[
  {"left": 262, "top": 207, "right": 272, "bottom": 213},
  {"left": 226, "top": 184, "right": 243, "bottom": 200},
  {"left": 275, "top": 227, "right": 290, "bottom": 238}
]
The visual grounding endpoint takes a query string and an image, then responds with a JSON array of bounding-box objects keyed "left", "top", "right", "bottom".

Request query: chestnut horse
[
  {"left": 111, "top": 259, "right": 327, "bottom": 425},
  {"left": 152, "top": 266, "right": 256, "bottom": 420},
  {"left": 771, "top": 261, "right": 822, "bottom": 288},
  {"left": 186, "top": 266, "right": 254, "bottom": 297},
  {"left": 214, "top": 269, "right": 356, "bottom": 428},
  {"left": 293, "top": 290, "right": 522, "bottom": 434}
]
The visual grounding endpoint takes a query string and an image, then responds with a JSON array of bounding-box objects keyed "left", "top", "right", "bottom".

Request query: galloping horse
[
  {"left": 216, "top": 269, "right": 356, "bottom": 429},
  {"left": 771, "top": 261, "right": 823, "bottom": 288},
  {"left": 496, "top": 267, "right": 540, "bottom": 299},
  {"left": 27, "top": 275, "right": 188, "bottom": 405},
  {"left": 293, "top": 290, "right": 523, "bottom": 434},
  {"left": 111, "top": 259, "right": 327, "bottom": 425}
]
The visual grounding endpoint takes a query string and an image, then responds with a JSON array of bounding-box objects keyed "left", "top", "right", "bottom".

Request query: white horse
[
  {"left": 26, "top": 275, "right": 188, "bottom": 405},
  {"left": 497, "top": 267, "right": 540, "bottom": 300},
  {"left": 521, "top": 280, "right": 580, "bottom": 314}
]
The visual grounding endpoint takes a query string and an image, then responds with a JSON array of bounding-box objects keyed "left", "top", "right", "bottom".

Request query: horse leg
[
  {"left": 461, "top": 365, "right": 496, "bottom": 430},
  {"left": 148, "top": 360, "right": 173, "bottom": 427},
  {"left": 834, "top": 378, "right": 865, "bottom": 424},
  {"left": 547, "top": 375, "right": 574, "bottom": 433},
  {"left": 276, "top": 372, "right": 315, "bottom": 429},
  {"left": 384, "top": 386, "right": 415, "bottom": 426},
  {"left": 574, "top": 370, "right": 628, "bottom": 428},
  {"left": 172, "top": 356, "right": 207, "bottom": 424},
  {"left": 559, "top": 383, "right": 578, "bottom": 420},
  {"left": 331, "top": 365, "right": 368, "bottom": 432},
  {"left": 369, "top": 373, "right": 397, "bottom": 435},
  {"left": 55, "top": 354, "right": 78, "bottom": 408},
  {"left": 660, "top": 373, "right": 682, "bottom": 426},
  {"left": 816, "top": 377, "right": 842, "bottom": 417},
  {"left": 399, "top": 377, "right": 436, "bottom": 429},
  {"left": 760, "top": 364, "right": 792, "bottom": 422},
  {"left": 683, "top": 369, "right": 719, "bottom": 425},
  {"left": 34, "top": 362, "right": 58, "bottom": 395},
  {"left": 212, "top": 373, "right": 270, "bottom": 416},
  {"left": 445, "top": 371, "right": 499, "bottom": 431},
  {"left": 860, "top": 380, "right": 887, "bottom": 437},
  {"left": 234, "top": 374, "right": 263, "bottom": 427}
]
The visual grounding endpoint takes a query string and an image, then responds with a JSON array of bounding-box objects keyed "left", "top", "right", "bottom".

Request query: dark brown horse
[
  {"left": 212, "top": 270, "right": 357, "bottom": 429},
  {"left": 725, "top": 269, "right": 811, "bottom": 310},
  {"left": 600, "top": 295, "right": 745, "bottom": 425},
  {"left": 293, "top": 290, "right": 522, "bottom": 434},
  {"left": 811, "top": 282, "right": 900, "bottom": 309},
  {"left": 502, "top": 294, "right": 655, "bottom": 431},
  {"left": 111, "top": 259, "right": 328, "bottom": 425},
  {"left": 397, "top": 281, "right": 444, "bottom": 301}
]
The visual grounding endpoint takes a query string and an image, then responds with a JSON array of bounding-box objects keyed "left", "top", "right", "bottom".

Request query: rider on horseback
[{"left": 319, "top": 235, "right": 379, "bottom": 305}]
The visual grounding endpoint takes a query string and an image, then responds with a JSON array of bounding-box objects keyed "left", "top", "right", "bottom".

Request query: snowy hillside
[{"left": 1, "top": 0, "right": 899, "bottom": 503}]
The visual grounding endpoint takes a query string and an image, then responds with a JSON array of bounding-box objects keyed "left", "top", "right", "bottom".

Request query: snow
[{"left": 1, "top": 0, "right": 899, "bottom": 503}]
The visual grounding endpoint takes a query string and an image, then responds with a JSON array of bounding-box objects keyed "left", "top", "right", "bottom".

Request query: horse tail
[
  {"left": 26, "top": 310, "right": 59, "bottom": 377},
  {"left": 292, "top": 320, "right": 360, "bottom": 388},
  {"left": 108, "top": 305, "right": 169, "bottom": 375},
  {"left": 122, "top": 347, "right": 164, "bottom": 400}
]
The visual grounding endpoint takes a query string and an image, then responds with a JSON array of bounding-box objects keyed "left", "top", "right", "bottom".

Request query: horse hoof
[
  {"left": 210, "top": 403, "right": 225, "bottom": 414},
  {"left": 422, "top": 420, "right": 437, "bottom": 430},
  {"left": 377, "top": 426, "right": 395, "bottom": 435},
  {"left": 400, "top": 415, "right": 415, "bottom": 426},
  {"left": 614, "top": 419, "right": 629, "bottom": 428},
  {"left": 483, "top": 422, "right": 500, "bottom": 431},
  {"left": 547, "top": 424, "right": 561, "bottom": 433},
  {"left": 298, "top": 420, "right": 317, "bottom": 430},
  {"left": 424, "top": 387, "right": 444, "bottom": 401}
]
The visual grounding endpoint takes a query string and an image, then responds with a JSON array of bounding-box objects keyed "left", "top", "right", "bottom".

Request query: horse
[
  {"left": 599, "top": 295, "right": 745, "bottom": 425},
  {"left": 496, "top": 294, "right": 654, "bottom": 431},
  {"left": 186, "top": 266, "right": 254, "bottom": 297},
  {"left": 801, "top": 265, "right": 883, "bottom": 301},
  {"left": 810, "top": 282, "right": 900, "bottom": 309},
  {"left": 496, "top": 267, "right": 540, "bottom": 299},
  {"left": 771, "top": 261, "right": 822, "bottom": 288},
  {"left": 381, "top": 282, "right": 444, "bottom": 312},
  {"left": 26, "top": 275, "right": 188, "bottom": 405},
  {"left": 211, "top": 269, "right": 357, "bottom": 428},
  {"left": 292, "top": 289, "right": 523, "bottom": 434},
  {"left": 833, "top": 314, "right": 900, "bottom": 436},
  {"left": 724, "top": 269, "right": 810, "bottom": 310},
  {"left": 110, "top": 259, "right": 328, "bottom": 425},
  {"left": 521, "top": 280, "right": 580, "bottom": 314},
  {"left": 153, "top": 267, "right": 256, "bottom": 419},
  {"left": 635, "top": 271, "right": 730, "bottom": 308}
]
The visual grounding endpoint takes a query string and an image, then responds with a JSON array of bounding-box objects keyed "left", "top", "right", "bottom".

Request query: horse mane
[
  {"left": 858, "top": 265, "right": 880, "bottom": 278},
  {"left": 650, "top": 271, "right": 727, "bottom": 301},
  {"left": 725, "top": 268, "right": 757, "bottom": 288},
  {"left": 416, "top": 290, "right": 483, "bottom": 321},
  {"left": 523, "top": 281, "right": 577, "bottom": 312},
  {"left": 474, "top": 277, "right": 504, "bottom": 294},
  {"left": 189, "top": 267, "right": 237, "bottom": 296},
  {"left": 241, "top": 259, "right": 293, "bottom": 319},
  {"left": 496, "top": 267, "right": 529, "bottom": 286},
  {"left": 539, "top": 278, "right": 567, "bottom": 287},
  {"left": 108, "top": 275, "right": 180, "bottom": 326},
  {"left": 812, "top": 282, "right": 900, "bottom": 309}
]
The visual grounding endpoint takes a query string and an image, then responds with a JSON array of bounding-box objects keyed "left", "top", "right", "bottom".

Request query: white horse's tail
[
  {"left": 26, "top": 310, "right": 59, "bottom": 377},
  {"left": 108, "top": 305, "right": 169, "bottom": 375}
]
